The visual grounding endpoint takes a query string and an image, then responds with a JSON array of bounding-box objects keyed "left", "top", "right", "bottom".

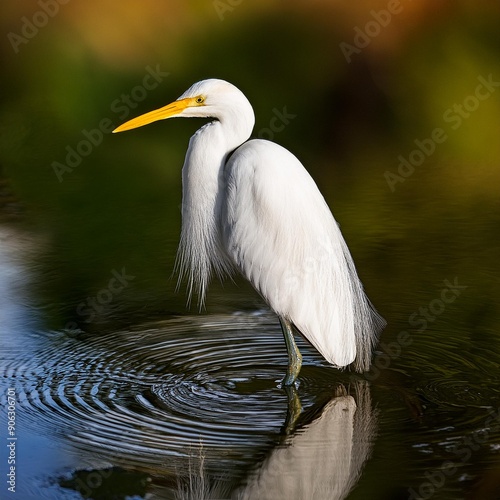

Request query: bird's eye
[{"left": 195, "top": 96, "right": 205, "bottom": 104}]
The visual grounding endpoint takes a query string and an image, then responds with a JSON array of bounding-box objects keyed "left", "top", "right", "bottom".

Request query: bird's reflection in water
[
  {"left": 236, "top": 381, "right": 376, "bottom": 500},
  {"left": 57, "top": 380, "right": 377, "bottom": 500}
]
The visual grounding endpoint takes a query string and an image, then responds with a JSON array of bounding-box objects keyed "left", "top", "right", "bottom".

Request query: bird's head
[{"left": 113, "top": 78, "right": 253, "bottom": 133}]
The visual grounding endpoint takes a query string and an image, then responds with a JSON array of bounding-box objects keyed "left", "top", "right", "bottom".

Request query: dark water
[{"left": 1, "top": 176, "right": 500, "bottom": 500}]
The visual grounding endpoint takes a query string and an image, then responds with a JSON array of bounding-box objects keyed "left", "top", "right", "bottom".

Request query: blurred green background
[
  {"left": 1, "top": 0, "right": 499, "bottom": 336},
  {"left": 2, "top": 2, "right": 500, "bottom": 498}
]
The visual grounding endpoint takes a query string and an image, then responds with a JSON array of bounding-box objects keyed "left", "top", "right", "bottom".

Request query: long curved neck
[{"left": 176, "top": 110, "right": 254, "bottom": 306}]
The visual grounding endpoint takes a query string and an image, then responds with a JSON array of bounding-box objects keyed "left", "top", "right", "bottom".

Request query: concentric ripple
[
  {"left": 419, "top": 377, "right": 500, "bottom": 412},
  {"left": 2, "top": 312, "right": 342, "bottom": 475}
]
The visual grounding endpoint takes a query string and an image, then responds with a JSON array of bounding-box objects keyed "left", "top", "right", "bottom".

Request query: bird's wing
[{"left": 222, "top": 139, "right": 384, "bottom": 370}]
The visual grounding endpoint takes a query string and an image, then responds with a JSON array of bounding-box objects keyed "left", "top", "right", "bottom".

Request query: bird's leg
[{"left": 279, "top": 317, "right": 302, "bottom": 386}]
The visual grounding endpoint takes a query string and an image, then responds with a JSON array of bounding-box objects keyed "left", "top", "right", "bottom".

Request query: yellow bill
[{"left": 113, "top": 97, "right": 192, "bottom": 133}]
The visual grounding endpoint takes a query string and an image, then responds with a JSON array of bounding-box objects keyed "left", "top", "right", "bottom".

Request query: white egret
[{"left": 113, "top": 79, "right": 385, "bottom": 385}]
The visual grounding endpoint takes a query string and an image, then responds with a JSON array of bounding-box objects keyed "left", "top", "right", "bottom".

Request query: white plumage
[{"left": 114, "top": 78, "right": 385, "bottom": 383}]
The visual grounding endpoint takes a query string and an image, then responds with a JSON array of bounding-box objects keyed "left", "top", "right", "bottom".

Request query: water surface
[{"left": 1, "top": 172, "right": 499, "bottom": 500}]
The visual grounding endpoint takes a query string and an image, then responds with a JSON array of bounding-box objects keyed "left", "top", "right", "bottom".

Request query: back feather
[{"left": 222, "top": 139, "right": 385, "bottom": 371}]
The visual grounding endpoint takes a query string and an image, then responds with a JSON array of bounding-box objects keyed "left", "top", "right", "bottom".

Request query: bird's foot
[{"left": 281, "top": 371, "right": 297, "bottom": 387}]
